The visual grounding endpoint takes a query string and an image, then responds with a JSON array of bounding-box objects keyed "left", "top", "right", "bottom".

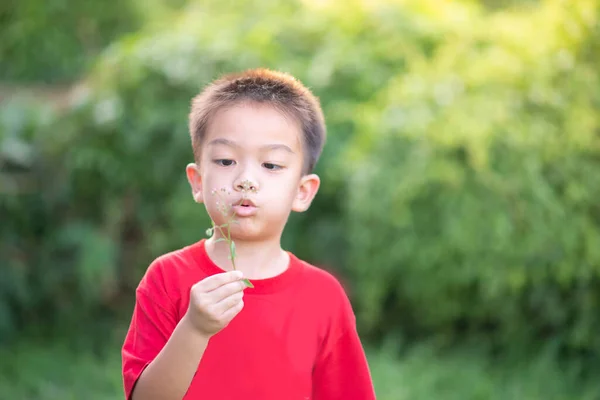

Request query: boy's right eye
[{"left": 214, "top": 159, "right": 235, "bottom": 167}]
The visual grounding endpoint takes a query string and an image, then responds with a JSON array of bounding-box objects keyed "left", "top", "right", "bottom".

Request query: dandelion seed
[
  {"left": 240, "top": 179, "right": 257, "bottom": 194},
  {"left": 204, "top": 185, "right": 254, "bottom": 288}
]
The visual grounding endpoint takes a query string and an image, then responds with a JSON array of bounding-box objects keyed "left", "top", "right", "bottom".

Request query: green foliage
[
  {"left": 345, "top": 0, "right": 600, "bottom": 352},
  {"left": 1, "top": 0, "right": 600, "bottom": 360},
  {"left": 368, "top": 342, "right": 600, "bottom": 400},
  {"left": 0, "top": 0, "right": 142, "bottom": 82},
  {"left": 1, "top": 0, "right": 421, "bottom": 337},
  {"left": 0, "top": 330, "right": 126, "bottom": 399},
  {"left": 3, "top": 332, "right": 600, "bottom": 400}
]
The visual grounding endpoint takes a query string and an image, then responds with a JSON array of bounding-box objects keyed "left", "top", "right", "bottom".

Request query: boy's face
[{"left": 186, "top": 102, "right": 320, "bottom": 241}]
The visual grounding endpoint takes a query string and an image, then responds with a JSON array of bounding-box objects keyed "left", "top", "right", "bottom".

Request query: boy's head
[
  {"left": 186, "top": 69, "right": 326, "bottom": 241},
  {"left": 189, "top": 68, "right": 326, "bottom": 174}
]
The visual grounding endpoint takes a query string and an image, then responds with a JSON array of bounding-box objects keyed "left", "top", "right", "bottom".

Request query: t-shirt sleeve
[
  {"left": 121, "top": 262, "right": 179, "bottom": 400},
  {"left": 312, "top": 284, "right": 376, "bottom": 400}
]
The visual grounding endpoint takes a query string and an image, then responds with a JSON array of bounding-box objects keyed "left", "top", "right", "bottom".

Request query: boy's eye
[
  {"left": 214, "top": 159, "right": 235, "bottom": 167},
  {"left": 263, "top": 163, "right": 282, "bottom": 171}
]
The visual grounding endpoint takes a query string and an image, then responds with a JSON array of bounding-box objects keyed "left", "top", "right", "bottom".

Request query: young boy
[{"left": 121, "top": 68, "right": 376, "bottom": 399}]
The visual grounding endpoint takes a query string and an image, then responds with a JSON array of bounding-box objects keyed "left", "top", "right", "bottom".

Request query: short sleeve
[
  {"left": 121, "top": 263, "right": 178, "bottom": 400},
  {"left": 311, "top": 287, "right": 376, "bottom": 400}
]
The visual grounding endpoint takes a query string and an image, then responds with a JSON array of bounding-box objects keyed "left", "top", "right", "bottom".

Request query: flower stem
[{"left": 208, "top": 190, "right": 253, "bottom": 288}]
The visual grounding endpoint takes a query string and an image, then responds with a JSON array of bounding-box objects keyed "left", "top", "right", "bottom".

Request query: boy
[{"left": 121, "top": 68, "right": 376, "bottom": 399}]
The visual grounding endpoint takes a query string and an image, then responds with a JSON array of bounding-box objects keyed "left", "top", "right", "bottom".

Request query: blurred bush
[
  {"left": 0, "top": 0, "right": 147, "bottom": 83},
  {"left": 346, "top": 0, "right": 600, "bottom": 352},
  {"left": 1, "top": 0, "right": 600, "bottom": 358},
  {"left": 1, "top": 0, "right": 409, "bottom": 339}
]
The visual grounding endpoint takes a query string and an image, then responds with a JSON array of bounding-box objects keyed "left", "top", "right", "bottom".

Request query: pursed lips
[
  {"left": 232, "top": 198, "right": 258, "bottom": 217},
  {"left": 237, "top": 198, "right": 256, "bottom": 207}
]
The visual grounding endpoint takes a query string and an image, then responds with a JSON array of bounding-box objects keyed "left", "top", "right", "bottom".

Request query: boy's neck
[{"left": 205, "top": 235, "right": 289, "bottom": 280}]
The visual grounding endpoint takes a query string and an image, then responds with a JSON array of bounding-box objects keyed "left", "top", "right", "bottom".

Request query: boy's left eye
[
  {"left": 214, "top": 159, "right": 235, "bottom": 167},
  {"left": 263, "top": 163, "right": 282, "bottom": 171}
]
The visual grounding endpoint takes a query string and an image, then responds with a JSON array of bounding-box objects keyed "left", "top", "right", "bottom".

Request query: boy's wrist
[{"left": 181, "top": 313, "right": 212, "bottom": 342}]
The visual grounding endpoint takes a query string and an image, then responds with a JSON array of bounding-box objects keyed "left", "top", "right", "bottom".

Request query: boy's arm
[
  {"left": 130, "top": 314, "right": 209, "bottom": 400},
  {"left": 122, "top": 269, "right": 246, "bottom": 400},
  {"left": 312, "top": 287, "right": 376, "bottom": 400}
]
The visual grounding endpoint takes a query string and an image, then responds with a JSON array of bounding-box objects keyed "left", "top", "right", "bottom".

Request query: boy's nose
[{"left": 234, "top": 178, "right": 259, "bottom": 193}]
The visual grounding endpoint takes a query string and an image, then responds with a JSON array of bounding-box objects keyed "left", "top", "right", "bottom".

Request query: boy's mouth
[
  {"left": 232, "top": 198, "right": 257, "bottom": 217},
  {"left": 238, "top": 199, "right": 256, "bottom": 207}
]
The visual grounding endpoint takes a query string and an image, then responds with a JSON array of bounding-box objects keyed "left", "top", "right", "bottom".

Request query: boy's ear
[
  {"left": 186, "top": 162, "right": 204, "bottom": 203},
  {"left": 292, "top": 173, "right": 320, "bottom": 212}
]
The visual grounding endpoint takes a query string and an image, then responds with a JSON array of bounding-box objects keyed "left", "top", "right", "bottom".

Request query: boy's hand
[{"left": 185, "top": 271, "right": 246, "bottom": 337}]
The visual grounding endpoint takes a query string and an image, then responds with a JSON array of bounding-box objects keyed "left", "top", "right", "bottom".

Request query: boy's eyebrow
[
  {"left": 208, "top": 138, "right": 295, "bottom": 154},
  {"left": 261, "top": 144, "right": 295, "bottom": 154},
  {"left": 208, "top": 138, "right": 239, "bottom": 148}
]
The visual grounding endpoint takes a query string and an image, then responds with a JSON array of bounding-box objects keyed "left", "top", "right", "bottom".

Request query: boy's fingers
[
  {"left": 198, "top": 271, "right": 244, "bottom": 292},
  {"left": 214, "top": 292, "right": 244, "bottom": 315},
  {"left": 220, "top": 298, "right": 244, "bottom": 321},
  {"left": 210, "top": 280, "right": 246, "bottom": 303}
]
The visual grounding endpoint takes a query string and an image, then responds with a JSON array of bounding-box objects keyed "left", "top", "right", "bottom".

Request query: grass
[
  {"left": 2, "top": 333, "right": 600, "bottom": 400},
  {"left": 0, "top": 340, "right": 123, "bottom": 400},
  {"left": 369, "top": 343, "right": 600, "bottom": 400}
]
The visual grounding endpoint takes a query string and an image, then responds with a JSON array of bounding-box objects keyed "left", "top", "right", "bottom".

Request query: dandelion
[{"left": 206, "top": 185, "right": 254, "bottom": 288}]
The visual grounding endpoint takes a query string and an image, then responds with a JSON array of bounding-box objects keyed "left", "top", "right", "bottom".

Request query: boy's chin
[
  {"left": 207, "top": 221, "right": 270, "bottom": 242},
  {"left": 228, "top": 225, "right": 272, "bottom": 242}
]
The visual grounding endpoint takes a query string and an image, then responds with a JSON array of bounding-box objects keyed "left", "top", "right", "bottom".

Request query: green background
[{"left": 2, "top": 0, "right": 600, "bottom": 398}]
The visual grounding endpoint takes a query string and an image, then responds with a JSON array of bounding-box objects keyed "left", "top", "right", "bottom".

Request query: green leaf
[{"left": 243, "top": 278, "right": 254, "bottom": 288}]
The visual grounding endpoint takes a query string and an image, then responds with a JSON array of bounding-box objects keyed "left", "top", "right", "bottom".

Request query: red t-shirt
[{"left": 121, "top": 239, "right": 376, "bottom": 400}]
